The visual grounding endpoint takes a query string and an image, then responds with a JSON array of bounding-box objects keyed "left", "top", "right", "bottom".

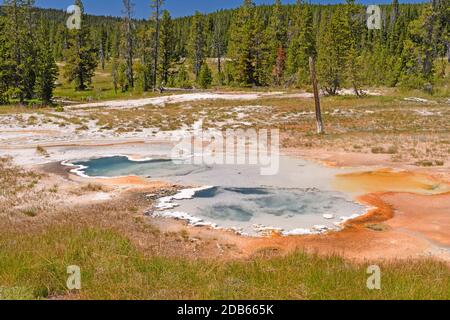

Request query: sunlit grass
[
  {"left": 0, "top": 225, "right": 448, "bottom": 300},
  {"left": 54, "top": 62, "right": 161, "bottom": 102}
]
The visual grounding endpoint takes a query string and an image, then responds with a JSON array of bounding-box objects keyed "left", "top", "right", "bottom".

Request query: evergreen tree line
[
  {"left": 0, "top": 0, "right": 448, "bottom": 105},
  {"left": 0, "top": 0, "right": 58, "bottom": 104},
  {"left": 226, "top": 0, "right": 449, "bottom": 92}
]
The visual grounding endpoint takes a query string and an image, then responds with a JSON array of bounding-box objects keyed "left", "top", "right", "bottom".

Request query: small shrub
[
  {"left": 386, "top": 146, "right": 398, "bottom": 154},
  {"left": 198, "top": 64, "right": 213, "bottom": 89},
  {"left": 366, "top": 224, "right": 389, "bottom": 232},
  {"left": 36, "top": 146, "right": 49, "bottom": 157},
  {"left": 371, "top": 147, "right": 385, "bottom": 154},
  {"left": 21, "top": 207, "right": 38, "bottom": 217},
  {"left": 371, "top": 146, "right": 398, "bottom": 154},
  {"left": 81, "top": 183, "right": 105, "bottom": 192},
  {"left": 76, "top": 125, "right": 89, "bottom": 131},
  {"left": 415, "top": 160, "right": 445, "bottom": 167}
]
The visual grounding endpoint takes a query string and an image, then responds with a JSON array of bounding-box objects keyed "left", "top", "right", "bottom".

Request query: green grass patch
[
  {"left": 54, "top": 62, "right": 161, "bottom": 102},
  {"left": 0, "top": 225, "right": 448, "bottom": 300}
]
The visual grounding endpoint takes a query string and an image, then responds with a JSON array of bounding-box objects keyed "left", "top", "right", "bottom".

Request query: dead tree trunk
[
  {"left": 447, "top": 41, "right": 450, "bottom": 63},
  {"left": 123, "top": 0, "right": 134, "bottom": 89},
  {"left": 100, "top": 40, "right": 105, "bottom": 70},
  {"left": 152, "top": 0, "right": 162, "bottom": 92},
  {"left": 309, "top": 56, "right": 325, "bottom": 135},
  {"left": 217, "top": 48, "right": 222, "bottom": 74}
]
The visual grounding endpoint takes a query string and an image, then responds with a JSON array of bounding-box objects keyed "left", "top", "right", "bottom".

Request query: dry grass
[
  {"left": 2, "top": 85, "right": 449, "bottom": 165},
  {"left": 36, "top": 146, "right": 49, "bottom": 157},
  {"left": 81, "top": 183, "right": 106, "bottom": 192},
  {"left": 0, "top": 157, "right": 49, "bottom": 217}
]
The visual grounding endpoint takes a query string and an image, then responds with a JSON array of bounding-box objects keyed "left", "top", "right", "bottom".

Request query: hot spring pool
[
  {"left": 67, "top": 155, "right": 368, "bottom": 236},
  {"left": 70, "top": 156, "right": 208, "bottom": 178}
]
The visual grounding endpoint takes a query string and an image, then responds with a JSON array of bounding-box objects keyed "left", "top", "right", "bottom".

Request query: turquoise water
[{"left": 73, "top": 156, "right": 207, "bottom": 178}]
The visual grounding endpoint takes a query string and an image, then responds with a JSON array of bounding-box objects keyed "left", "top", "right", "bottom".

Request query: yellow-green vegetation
[
  {"left": 52, "top": 57, "right": 448, "bottom": 103},
  {"left": 54, "top": 62, "right": 162, "bottom": 102},
  {"left": 0, "top": 226, "right": 449, "bottom": 300},
  {"left": 0, "top": 105, "right": 53, "bottom": 115}
]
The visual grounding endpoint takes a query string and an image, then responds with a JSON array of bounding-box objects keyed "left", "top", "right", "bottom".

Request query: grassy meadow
[{"left": 0, "top": 225, "right": 449, "bottom": 300}]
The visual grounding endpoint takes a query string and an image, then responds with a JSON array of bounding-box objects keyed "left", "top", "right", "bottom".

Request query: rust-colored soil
[
  {"left": 93, "top": 175, "right": 167, "bottom": 187},
  {"left": 228, "top": 191, "right": 450, "bottom": 263}
]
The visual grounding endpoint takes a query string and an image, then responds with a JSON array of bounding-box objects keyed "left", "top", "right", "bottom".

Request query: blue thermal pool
[{"left": 68, "top": 155, "right": 367, "bottom": 236}]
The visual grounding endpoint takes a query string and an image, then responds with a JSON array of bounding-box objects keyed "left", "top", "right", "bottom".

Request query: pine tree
[
  {"left": 434, "top": 0, "right": 449, "bottom": 68},
  {"left": 22, "top": 0, "right": 37, "bottom": 100},
  {"left": 136, "top": 24, "right": 154, "bottom": 91},
  {"left": 286, "top": 0, "right": 316, "bottom": 86},
  {"left": 422, "top": 1, "right": 441, "bottom": 82},
  {"left": 268, "top": 0, "right": 287, "bottom": 85},
  {"left": 3, "top": 0, "right": 28, "bottom": 103},
  {"left": 176, "top": 64, "right": 191, "bottom": 88},
  {"left": 63, "top": 0, "right": 98, "bottom": 91},
  {"left": 118, "top": 62, "right": 128, "bottom": 92},
  {"left": 1, "top": 0, "right": 447, "bottom": 97},
  {"left": 228, "top": 0, "right": 256, "bottom": 86},
  {"left": 252, "top": 7, "right": 269, "bottom": 86},
  {"left": 151, "top": 0, "right": 164, "bottom": 90},
  {"left": 134, "top": 59, "right": 145, "bottom": 91},
  {"left": 345, "top": 0, "right": 364, "bottom": 96},
  {"left": 188, "top": 11, "right": 206, "bottom": 80},
  {"left": 227, "top": 2, "right": 269, "bottom": 86},
  {"left": 159, "top": 10, "right": 175, "bottom": 85},
  {"left": 198, "top": 63, "right": 212, "bottom": 89},
  {"left": 398, "top": 3, "right": 441, "bottom": 89},
  {"left": 35, "top": 18, "right": 58, "bottom": 104},
  {"left": 111, "top": 24, "right": 121, "bottom": 60},
  {"left": 0, "top": 15, "right": 15, "bottom": 103},
  {"left": 212, "top": 16, "right": 226, "bottom": 79},
  {"left": 317, "top": 6, "right": 350, "bottom": 95},
  {"left": 386, "top": 0, "right": 406, "bottom": 86}
]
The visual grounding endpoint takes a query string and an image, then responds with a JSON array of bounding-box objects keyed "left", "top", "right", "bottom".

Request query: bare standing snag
[{"left": 309, "top": 56, "right": 325, "bottom": 135}]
